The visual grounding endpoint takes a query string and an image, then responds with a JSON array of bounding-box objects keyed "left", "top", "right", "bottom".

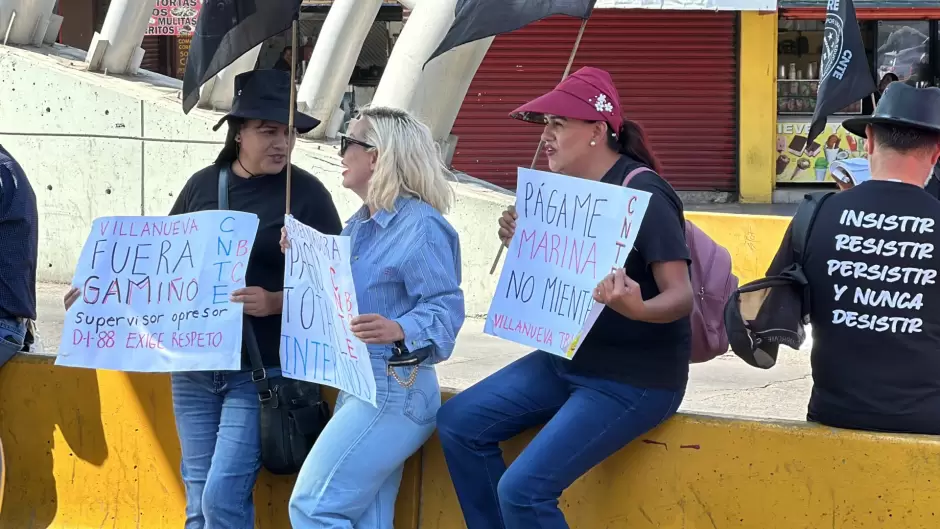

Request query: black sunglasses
[{"left": 340, "top": 135, "right": 374, "bottom": 156}]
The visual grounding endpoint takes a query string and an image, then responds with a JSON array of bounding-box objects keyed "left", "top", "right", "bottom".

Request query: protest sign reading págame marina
[
  {"left": 280, "top": 215, "right": 377, "bottom": 406},
  {"left": 57, "top": 211, "right": 260, "bottom": 372},
  {"left": 485, "top": 168, "right": 650, "bottom": 358}
]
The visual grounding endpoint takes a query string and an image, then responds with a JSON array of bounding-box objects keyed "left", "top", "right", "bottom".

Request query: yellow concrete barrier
[
  {"left": 4, "top": 355, "right": 940, "bottom": 528},
  {"left": 686, "top": 211, "right": 790, "bottom": 285},
  {"left": 0, "top": 212, "right": 799, "bottom": 528},
  {"left": 0, "top": 355, "right": 420, "bottom": 529}
]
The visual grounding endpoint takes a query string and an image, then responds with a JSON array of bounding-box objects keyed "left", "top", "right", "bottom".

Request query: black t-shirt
[
  {"left": 169, "top": 163, "right": 343, "bottom": 368},
  {"left": 571, "top": 156, "right": 692, "bottom": 391},
  {"left": 800, "top": 180, "right": 940, "bottom": 434},
  {"left": 926, "top": 164, "right": 940, "bottom": 198}
]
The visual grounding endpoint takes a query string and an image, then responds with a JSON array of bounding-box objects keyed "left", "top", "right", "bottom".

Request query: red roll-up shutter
[
  {"left": 450, "top": 10, "right": 739, "bottom": 191},
  {"left": 140, "top": 35, "right": 163, "bottom": 73}
]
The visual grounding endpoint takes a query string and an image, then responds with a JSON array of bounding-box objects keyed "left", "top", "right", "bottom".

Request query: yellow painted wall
[
  {"left": 738, "top": 11, "right": 779, "bottom": 203},
  {"left": 0, "top": 212, "right": 796, "bottom": 528}
]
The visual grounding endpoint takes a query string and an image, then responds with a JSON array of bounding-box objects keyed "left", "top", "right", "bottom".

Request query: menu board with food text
[
  {"left": 147, "top": 0, "right": 202, "bottom": 37},
  {"left": 176, "top": 36, "right": 191, "bottom": 79}
]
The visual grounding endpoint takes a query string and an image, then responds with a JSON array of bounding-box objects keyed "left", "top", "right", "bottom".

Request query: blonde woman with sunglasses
[{"left": 284, "top": 106, "right": 465, "bottom": 528}]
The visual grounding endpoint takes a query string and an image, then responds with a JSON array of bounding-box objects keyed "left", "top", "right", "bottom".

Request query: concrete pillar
[
  {"left": 85, "top": 0, "right": 159, "bottom": 75},
  {"left": 411, "top": 37, "right": 492, "bottom": 143},
  {"left": 372, "top": 0, "right": 491, "bottom": 144},
  {"left": 1, "top": 0, "right": 59, "bottom": 46},
  {"left": 296, "top": 0, "right": 383, "bottom": 139},
  {"left": 196, "top": 44, "right": 263, "bottom": 112}
]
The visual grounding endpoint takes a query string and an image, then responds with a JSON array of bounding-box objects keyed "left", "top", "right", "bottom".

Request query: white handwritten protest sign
[
  {"left": 280, "top": 215, "right": 377, "bottom": 406},
  {"left": 828, "top": 209, "right": 936, "bottom": 333},
  {"left": 485, "top": 168, "right": 651, "bottom": 358},
  {"left": 57, "top": 211, "right": 260, "bottom": 371}
]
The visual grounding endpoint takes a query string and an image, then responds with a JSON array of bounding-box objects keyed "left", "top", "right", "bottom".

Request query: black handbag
[{"left": 218, "top": 165, "right": 331, "bottom": 475}]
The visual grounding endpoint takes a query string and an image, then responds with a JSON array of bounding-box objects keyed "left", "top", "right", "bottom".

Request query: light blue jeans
[
  {"left": 171, "top": 369, "right": 277, "bottom": 529},
  {"left": 288, "top": 353, "right": 440, "bottom": 528},
  {"left": 0, "top": 317, "right": 26, "bottom": 368}
]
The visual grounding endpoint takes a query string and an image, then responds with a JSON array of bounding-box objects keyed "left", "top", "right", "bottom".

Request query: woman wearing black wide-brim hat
[
  {"left": 167, "top": 69, "right": 342, "bottom": 528},
  {"left": 59, "top": 68, "right": 339, "bottom": 527}
]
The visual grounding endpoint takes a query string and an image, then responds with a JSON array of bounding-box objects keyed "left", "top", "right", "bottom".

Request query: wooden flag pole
[
  {"left": 488, "top": 17, "right": 590, "bottom": 275},
  {"left": 285, "top": 18, "right": 299, "bottom": 215}
]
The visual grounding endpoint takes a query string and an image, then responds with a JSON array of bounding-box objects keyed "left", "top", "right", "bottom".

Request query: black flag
[
  {"left": 182, "top": 0, "right": 302, "bottom": 114},
  {"left": 427, "top": 0, "right": 596, "bottom": 65},
  {"left": 807, "top": 0, "right": 876, "bottom": 144}
]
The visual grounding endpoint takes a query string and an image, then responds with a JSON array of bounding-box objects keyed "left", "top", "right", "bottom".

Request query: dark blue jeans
[{"left": 437, "top": 350, "right": 684, "bottom": 529}]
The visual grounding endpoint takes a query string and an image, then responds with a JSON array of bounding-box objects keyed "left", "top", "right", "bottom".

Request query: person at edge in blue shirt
[
  {"left": 0, "top": 145, "right": 38, "bottom": 367},
  {"left": 436, "top": 67, "right": 694, "bottom": 529},
  {"left": 282, "top": 105, "right": 465, "bottom": 528}
]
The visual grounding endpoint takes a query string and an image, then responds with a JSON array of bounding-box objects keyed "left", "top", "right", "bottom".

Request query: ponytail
[{"left": 607, "top": 118, "right": 662, "bottom": 174}]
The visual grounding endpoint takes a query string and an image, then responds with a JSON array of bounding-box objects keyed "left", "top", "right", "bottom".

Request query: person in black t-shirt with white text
[
  {"left": 774, "top": 82, "right": 940, "bottom": 435},
  {"left": 436, "top": 67, "right": 693, "bottom": 529}
]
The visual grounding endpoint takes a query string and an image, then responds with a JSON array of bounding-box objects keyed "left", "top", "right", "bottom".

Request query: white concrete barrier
[{"left": 0, "top": 45, "right": 507, "bottom": 315}]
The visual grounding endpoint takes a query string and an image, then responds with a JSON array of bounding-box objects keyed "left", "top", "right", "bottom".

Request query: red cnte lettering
[
  {"left": 236, "top": 240, "right": 249, "bottom": 257},
  {"left": 231, "top": 262, "right": 245, "bottom": 283}
]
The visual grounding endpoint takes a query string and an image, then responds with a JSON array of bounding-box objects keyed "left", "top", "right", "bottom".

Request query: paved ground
[{"left": 34, "top": 282, "right": 812, "bottom": 421}]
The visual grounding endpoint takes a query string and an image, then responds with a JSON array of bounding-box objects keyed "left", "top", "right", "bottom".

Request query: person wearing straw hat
[
  {"left": 59, "top": 68, "right": 343, "bottom": 528},
  {"left": 436, "top": 67, "right": 693, "bottom": 529},
  {"left": 767, "top": 82, "right": 940, "bottom": 437}
]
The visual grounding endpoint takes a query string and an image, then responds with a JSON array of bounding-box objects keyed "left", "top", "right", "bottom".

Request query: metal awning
[
  {"left": 595, "top": 0, "right": 776, "bottom": 9},
  {"left": 779, "top": 0, "right": 939, "bottom": 7}
]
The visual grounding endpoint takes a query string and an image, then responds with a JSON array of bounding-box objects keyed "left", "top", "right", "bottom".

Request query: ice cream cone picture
[
  {"left": 790, "top": 158, "right": 811, "bottom": 181},
  {"left": 814, "top": 158, "right": 829, "bottom": 181},
  {"left": 776, "top": 154, "right": 790, "bottom": 176},
  {"left": 846, "top": 134, "right": 858, "bottom": 152}
]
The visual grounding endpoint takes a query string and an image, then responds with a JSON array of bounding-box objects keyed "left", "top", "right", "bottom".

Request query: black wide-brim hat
[
  {"left": 843, "top": 82, "right": 940, "bottom": 138},
  {"left": 212, "top": 69, "right": 320, "bottom": 134}
]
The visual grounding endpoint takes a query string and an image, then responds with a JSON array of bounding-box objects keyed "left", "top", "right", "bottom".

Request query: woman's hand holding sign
[
  {"left": 593, "top": 268, "right": 646, "bottom": 321},
  {"left": 351, "top": 314, "right": 405, "bottom": 344},
  {"left": 497, "top": 206, "right": 517, "bottom": 247},
  {"left": 280, "top": 226, "right": 290, "bottom": 254},
  {"left": 231, "top": 287, "right": 282, "bottom": 317}
]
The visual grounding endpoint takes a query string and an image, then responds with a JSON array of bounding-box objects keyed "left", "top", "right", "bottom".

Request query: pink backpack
[{"left": 623, "top": 167, "right": 738, "bottom": 363}]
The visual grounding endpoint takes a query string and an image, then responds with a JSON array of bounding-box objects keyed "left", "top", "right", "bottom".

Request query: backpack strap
[
  {"left": 790, "top": 191, "right": 834, "bottom": 265},
  {"left": 218, "top": 164, "right": 273, "bottom": 401},
  {"left": 622, "top": 166, "right": 650, "bottom": 186}
]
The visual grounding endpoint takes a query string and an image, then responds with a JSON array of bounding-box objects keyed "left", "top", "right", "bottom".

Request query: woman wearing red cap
[{"left": 436, "top": 67, "right": 693, "bottom": 528}]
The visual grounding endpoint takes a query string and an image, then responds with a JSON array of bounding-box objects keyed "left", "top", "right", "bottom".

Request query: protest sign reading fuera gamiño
[
  {"left": 485, "top": 168, "right": 651, "bottom": 358},
  {"left": 280, "top": 215, "right": 377, "bottom": 406},
  {"left": 57, "top": 211, "right": 260, "bottom": 372}
]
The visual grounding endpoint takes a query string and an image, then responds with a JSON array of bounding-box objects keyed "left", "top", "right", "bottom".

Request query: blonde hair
[{"left": 356, "top": 105, "right": 455, "bottom": 214}]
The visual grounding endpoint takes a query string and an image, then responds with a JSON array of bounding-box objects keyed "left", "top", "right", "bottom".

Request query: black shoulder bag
[
  {"left": 723, "top": 191, "right": 834, "bottom": 369},
  {"left": 218, "top": 166, "right": 331, "bottom": 475}
]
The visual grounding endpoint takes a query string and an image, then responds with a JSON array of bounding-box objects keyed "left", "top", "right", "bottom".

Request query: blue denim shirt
[
  {"left": 344, "top": 196, "right": 465, "bottom": 363},
  {"left": 0, "top": 145, "right": 38, "bottom": 320}
]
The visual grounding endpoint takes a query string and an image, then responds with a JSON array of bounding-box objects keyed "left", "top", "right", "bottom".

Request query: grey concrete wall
[{"left": 0, "top": 45, "right": 507, "bottom": 315}]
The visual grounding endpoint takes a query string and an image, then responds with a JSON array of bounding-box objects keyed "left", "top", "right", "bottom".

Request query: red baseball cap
[{"left": 510, "top": 67, "right": 623, "bottom": 136}]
